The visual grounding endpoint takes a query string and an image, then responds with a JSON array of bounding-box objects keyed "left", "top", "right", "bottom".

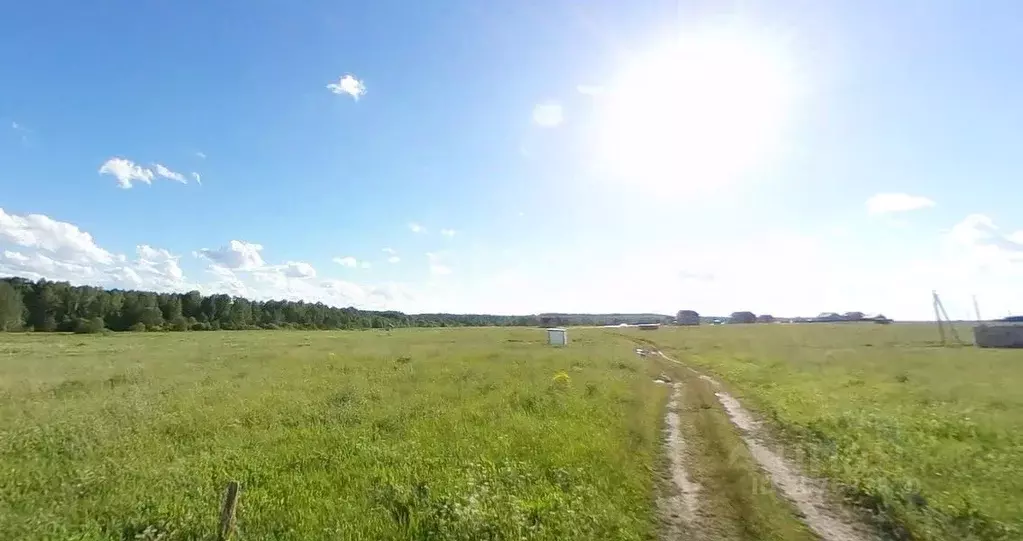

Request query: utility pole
[
  {"left": 933, "top": 290, "right": 946, "bottom": 344},
  {"left": 933, "top": 290, "right": 962, "bottom": 345}
]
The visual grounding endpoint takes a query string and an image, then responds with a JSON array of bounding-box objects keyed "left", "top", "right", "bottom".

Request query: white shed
[{"left": 547, "top": 328, "right": 568, "bottom": 346}]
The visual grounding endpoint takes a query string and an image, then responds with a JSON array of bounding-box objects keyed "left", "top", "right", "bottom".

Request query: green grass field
[
  {"left": 0, "top": 329, "right": 672, "bottom": 541},
  {"left": 1, "top": 325, "right": 1020, "bottom": 540}
]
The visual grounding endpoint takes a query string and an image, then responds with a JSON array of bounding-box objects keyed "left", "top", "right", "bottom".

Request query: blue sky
[{"left": 2, "top": 0, "right": 1023, "bottom": 319}]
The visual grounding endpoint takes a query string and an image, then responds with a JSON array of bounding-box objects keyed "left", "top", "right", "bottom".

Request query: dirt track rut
[
  {"left": 651, "top": 349, "right": 876, "bottom": 541},
  {"left": 658, "top": 382, "right": 702, "bottom": 536}
]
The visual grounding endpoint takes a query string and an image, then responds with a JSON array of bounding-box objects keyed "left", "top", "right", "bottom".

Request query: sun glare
[{"left": 594, "top": 27, "right": 798, "bottom": 192}]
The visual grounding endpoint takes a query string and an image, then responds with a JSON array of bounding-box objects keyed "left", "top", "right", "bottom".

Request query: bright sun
[{"left": 594, "top": 27, "right": 798, "bottom": 192}]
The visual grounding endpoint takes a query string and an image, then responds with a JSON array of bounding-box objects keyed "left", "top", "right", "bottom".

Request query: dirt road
[{"left": 633, "top": 338, "right": 879, "bottom": 541}]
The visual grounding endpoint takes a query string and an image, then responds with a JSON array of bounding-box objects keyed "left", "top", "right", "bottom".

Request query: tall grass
[{"left": 0, "top": 329, "right": 666, "bottom": 540}]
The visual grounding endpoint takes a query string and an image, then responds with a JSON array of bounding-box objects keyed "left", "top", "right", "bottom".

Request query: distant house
[
  {"left": 676, "top": 310, "right": 700, "bottom": 326},
  {"left": 842, "top": 311, "right": 865, "bottom": 321},
  {"left": 729, "top": 311, "right": 757, "bottom": 324},
  {"left": 756, "top": 314, "right": 775, "bottom": 323}
]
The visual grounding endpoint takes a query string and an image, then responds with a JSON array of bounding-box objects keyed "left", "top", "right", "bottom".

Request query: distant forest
[{"left": 0, "top": 277, "right": 672, "bottom": 333}]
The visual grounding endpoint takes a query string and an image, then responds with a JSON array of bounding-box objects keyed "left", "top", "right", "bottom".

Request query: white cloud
[
  {"left": 195, "top": 151, "right": 206, "bottom": 159},
  {"left": 326, "top": 74, "right": 366, "bottom": 100},
  {"left": 318, "top": 279, "right": 368, "bottom": 303},
  {"left": 576, "top": 85, "right": 604, "bottom": 96},
  {"left": 1, "top": 250, "right": 103, "bottom": 283},
  {"left": 137, "top": 244, "right": 172, "bottom": 262},
  {"left": 0, "top": 210, "right": 187, "bottom": 292},
  {"left": 196, "top": 240, "right": 265, "bottom": 270},
  {"left": 0, "top": 208, "right": 113, "bottom": 264},
  {"left": 387, "top": 256, "right": 401, "bottom": 264},
  {"left": 948, "top": 214, "right": 1023, "bottom": 257},
  {"left": 200, "top": 255, "right": 408, "bottom": 309},
  {"left": 191, "top": 172, "right": 202, "bottom": 185},
  {"left": 201, "top": 266, "right": 405, "bottom": 310},
  {"left": 949, "top": 214, "right": 996, "bottom": 246},
  {"left": 137, "top": 245, "right": 183, "bottom": 277},
  {"left": 99, "top": 158, "right": 155, "bottom": 189},
  {"left": 154, "top": 164, "right": 187, "bottom": 183},
  {"left": 368, "top": 283, "right": 414, "bottom": 303},
  {"left": 382, "top": 247, "right": 397, "bottom": 255},
  {"left": 0, "top": 209, "right": 414, "bottom": 310},
  {"left": 408, "top": 222, "right": 425, "bottom": 234},
  {"left": 426, "top": 252, "right": 452, "bottom": 275},
  {"left": 440, "top": 228, "right": 456, "bottom": 238},
  {"left": 282, "top": 261, "right": 317, "bottom": 279},
  {"left": 866, "top": 193, "right": 936, "bottom": 215},
  {"left": 3, "top": 250, "right": 27, "bottom": 263},
  {"left": 333, "top": 256, "right": 358, "bottom": 268},
  {"left": 11, "top": 207, "right": 1023, "bottom": 319},
  {"left": 134, "top": 244, "right": 185, "bottom": 284},
  {"left": 329, "top": 256, "right": 369, "bottom": 270},
  {"left": 532, "top": 102, "right": 563, "bottom": 127}
]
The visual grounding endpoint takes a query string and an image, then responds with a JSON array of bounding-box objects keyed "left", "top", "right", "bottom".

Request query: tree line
[{"left": 0, "top": 277, "right": 542, "bottom": 333}]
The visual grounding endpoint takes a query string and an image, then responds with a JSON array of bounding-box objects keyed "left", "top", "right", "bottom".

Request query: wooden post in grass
[{"left": 218, "top": 481, "right": 240, "bottom": 541}]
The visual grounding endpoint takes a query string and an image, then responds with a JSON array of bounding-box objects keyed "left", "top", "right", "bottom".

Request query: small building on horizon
[
  {"left": 975, "top": 323, "right": 1023, "bottom": 348},
  {"left": 730, "top": 311, "right": 757, "bottom": 324},
  {"left": 547, "top": 328, "right": 568, "bottom": 346},
  {"left": 677, "top": 310, "right": 700, "bottom": 326}
]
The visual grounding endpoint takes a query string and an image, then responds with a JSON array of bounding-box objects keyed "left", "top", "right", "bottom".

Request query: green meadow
[
  {"left": 1, "top": 324, "right": 1020, "bottom": 540},
  {"left": 0, "top": 329, "right": 667, "bottom": 541}
]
